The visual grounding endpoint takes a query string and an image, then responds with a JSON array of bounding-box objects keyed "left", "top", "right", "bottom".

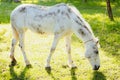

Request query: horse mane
[{"left": 68, "top": 4, "right": 95, "bottom": 38}]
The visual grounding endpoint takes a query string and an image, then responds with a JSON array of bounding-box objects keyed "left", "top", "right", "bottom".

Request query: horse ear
[
  {"left": 95, "top": 37, "right": 99, "bottom": 43},
  {"left": 95, "top": 37, "right": 100, "bottom": 48}
]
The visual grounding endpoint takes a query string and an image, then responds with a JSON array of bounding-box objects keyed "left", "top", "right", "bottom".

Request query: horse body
[
  {"left": 11, "top": 4, "right": 73, "bottom": 35},
  {"left": 10, "top": 3, "right": 100, "bottom": 70}
]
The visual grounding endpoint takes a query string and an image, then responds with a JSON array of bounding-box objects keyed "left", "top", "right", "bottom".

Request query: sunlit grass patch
[
  {"left": 0, "top": 24, "right": 12, "bottom": 52},
  {"left": 22, "top": 0, "right": 38, "bottom": 4}
]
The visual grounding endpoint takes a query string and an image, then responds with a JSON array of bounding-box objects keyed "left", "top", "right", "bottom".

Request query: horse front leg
[
  {"left": 45, "top": 34, "right": 60, "bottom": 69},
  {"left": 65, "top": 36, "right": 77, "bottom": 68}
]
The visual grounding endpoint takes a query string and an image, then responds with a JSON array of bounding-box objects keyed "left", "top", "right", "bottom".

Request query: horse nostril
[{"left": 93, "top": 65, "right": 100, "bottom": 70}]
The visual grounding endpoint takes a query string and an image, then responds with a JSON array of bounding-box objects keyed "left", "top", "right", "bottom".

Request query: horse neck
[
  {"left": 72, "top": 24, "right": 95, "bottom": 43},
  {"left": 84, "top": 29, "right": 95, "bottom": 43},
  {"left": 73, "top": 25, "right": 95, "bottom": 46},
  {"left": 83, "top": 34, "right": 96, "bottom": 50}
]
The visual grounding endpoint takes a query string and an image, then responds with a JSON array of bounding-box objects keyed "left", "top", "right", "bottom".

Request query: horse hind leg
[
  {"left": 10, "top": 26, "right": 19, "bottom": 66},
  {"left": 18, "top": 30, "right": 31, "bottom": 67}
]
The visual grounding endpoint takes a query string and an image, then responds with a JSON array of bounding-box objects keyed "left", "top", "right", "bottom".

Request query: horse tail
[{"left": 11, "top": 23, "right": 19, "bottom": 40}]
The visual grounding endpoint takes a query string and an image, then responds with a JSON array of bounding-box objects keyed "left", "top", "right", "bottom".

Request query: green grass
[
  {"left": 0, "top": 24, "right": 120, "bottom": 80},
  {"left": 0, "top": 0, "right": 120, "bottom": 80}
]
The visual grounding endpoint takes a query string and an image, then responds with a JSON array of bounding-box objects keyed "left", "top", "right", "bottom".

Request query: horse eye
[{"left": 94, "top": 50, "right": 99, "bottom": 54}]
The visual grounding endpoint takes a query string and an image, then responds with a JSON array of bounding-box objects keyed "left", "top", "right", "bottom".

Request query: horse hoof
[
  {"left": 45, "top": 66, "right": 51, "bottom": 74},
  {"left": 45, "top": 66, "right": 51, "bottom": 70},
  {"left": 71, "top": 66, "right": 77, "bottom": 69},
  {"left": 9, "top": 60, "right": 17, "bottom": 67},
  {"left": 26, "top": 64, "right": 32, "bottom": 68}
]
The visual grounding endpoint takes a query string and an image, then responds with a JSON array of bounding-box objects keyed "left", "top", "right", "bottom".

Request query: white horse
[{"left": 10, "top": 3, "right": 100, "bottom": 70}]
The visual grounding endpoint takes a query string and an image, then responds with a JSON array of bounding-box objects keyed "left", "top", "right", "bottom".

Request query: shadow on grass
[
  {"left": 45, "top": 67, "right": 77, "bottom": 80},
  {"left": 70, "top": 68, "right": 77, "bottom": 80},
  {"left": 9, "top": 65, "right": 31, "bottom": 80},
  {"left": 92, "top": 71, "right": 106, "bottom": 80}
]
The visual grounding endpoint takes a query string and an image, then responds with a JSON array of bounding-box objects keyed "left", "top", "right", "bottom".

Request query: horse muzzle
[{"left": 93, "top": 65, "right": 100, "bottom": 70}]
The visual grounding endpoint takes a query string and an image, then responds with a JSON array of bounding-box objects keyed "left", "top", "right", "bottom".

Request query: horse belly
[{"left": 27, "top": 16, "right": 55, "bottom": 34}]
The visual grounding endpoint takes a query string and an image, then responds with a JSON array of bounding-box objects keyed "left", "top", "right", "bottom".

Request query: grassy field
[{"left": 0, "top": 0, "right": 120, "bottom": 80}]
